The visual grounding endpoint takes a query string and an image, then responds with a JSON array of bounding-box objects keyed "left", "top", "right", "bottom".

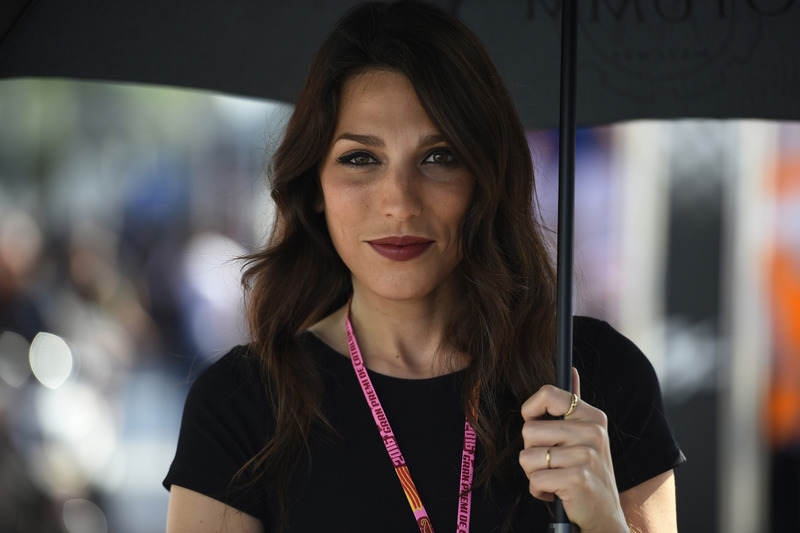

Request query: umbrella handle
[{"left": 552, "top": 0, "right": 580, "bottom": 530}]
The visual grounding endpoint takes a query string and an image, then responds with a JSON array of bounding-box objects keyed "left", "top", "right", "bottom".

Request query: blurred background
[{"left": 0, "top": 79, "right": 797, "bottom": 532}]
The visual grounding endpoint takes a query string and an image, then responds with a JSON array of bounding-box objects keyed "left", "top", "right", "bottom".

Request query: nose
[{"left": 380, "top": 163, "right": 422, "bottom": 220}]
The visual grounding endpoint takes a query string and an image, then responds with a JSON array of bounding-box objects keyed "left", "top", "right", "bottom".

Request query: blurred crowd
[{"left": 0, "top": 79, "right": 282, "bottom": 532}]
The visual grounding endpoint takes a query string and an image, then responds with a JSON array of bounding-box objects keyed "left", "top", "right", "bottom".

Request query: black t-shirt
[{"left": 164, "top": 316, "right": 685, "bottom": 531}]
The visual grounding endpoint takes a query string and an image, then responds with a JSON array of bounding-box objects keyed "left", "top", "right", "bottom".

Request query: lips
[{"left": 367, "top": 236, "right": 434, "bottom": 261}]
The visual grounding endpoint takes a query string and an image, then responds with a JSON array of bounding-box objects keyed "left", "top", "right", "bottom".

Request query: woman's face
[{"left": 318, "top": 70, "right": 475, "bottom": 305}]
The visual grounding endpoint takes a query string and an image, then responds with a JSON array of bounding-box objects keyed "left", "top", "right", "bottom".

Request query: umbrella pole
[{"left": 550, "top": 0, "right": 579, "bottom": 531}]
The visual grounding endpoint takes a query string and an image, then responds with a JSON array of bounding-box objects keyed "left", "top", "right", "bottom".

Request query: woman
[{"left": 164, "top": 1, "right": 684, "bottom": 531}]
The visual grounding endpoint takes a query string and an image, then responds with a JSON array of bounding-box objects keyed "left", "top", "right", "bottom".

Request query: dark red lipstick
[{"left": 367, "top": 236, "right": 433, "bottom": 261}]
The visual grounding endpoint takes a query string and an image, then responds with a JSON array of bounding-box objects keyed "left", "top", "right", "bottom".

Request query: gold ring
[
  {"left": 545, "top": 448, "right": 551, "bottom": 469},
  {"left": 563, "top": 393, "right": 578, "bottom": 418}
]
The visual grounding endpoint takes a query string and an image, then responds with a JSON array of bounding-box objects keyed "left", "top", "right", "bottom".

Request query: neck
[
  {"left": 309, "top": 283, "right": 468, "bottom": 379},
  {"left": 349, "top": 291, "right": 461, "bottom": 378}
]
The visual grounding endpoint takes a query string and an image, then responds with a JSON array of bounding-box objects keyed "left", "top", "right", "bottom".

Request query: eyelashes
[
  {"left": 423, "top": 149, "right": 457, "bottom": 166},
  {"left": 336, "top": 148, "right": 459, "bottom": 168},
  {"left": 336, "top": 151, "right": 379, "bottom": 167}
]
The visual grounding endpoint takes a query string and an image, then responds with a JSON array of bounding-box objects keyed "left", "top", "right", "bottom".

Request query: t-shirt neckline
[{"left": 300, "top": 330, "right": 468, "bottom": 384}]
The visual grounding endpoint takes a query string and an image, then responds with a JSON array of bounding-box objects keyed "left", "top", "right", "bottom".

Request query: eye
[
  {"left": 423, "top": 148, "right": 457, "bottom": 166},
  {"left": 336, "top": 151, "right": 379, "bottom": 167}
]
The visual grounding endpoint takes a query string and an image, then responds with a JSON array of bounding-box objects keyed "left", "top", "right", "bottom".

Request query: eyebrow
[
  {"left": 420, "top": 134, "right": 447, "bottom": 147},
  {"left": 333, "top": 132, "right": 447, "bottom": 148},
  {"left": 333, "top": 133, "right": 385, "bottom": 147}
]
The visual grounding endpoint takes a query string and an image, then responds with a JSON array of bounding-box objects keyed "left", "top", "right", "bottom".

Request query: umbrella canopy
[{"left": 2, "top": 0, "right": 799, "bottom": 129}]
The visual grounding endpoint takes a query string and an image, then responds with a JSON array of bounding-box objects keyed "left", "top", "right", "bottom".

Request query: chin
[{"left": 355, "top": 275, "right": 458, "bottom": 305}]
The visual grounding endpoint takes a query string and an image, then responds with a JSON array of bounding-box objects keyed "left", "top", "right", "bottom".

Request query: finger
[
  {"left": 518, "top": 447, "right": 556, "bottom": 501},
  {"left": 518, "top": 445, "right": 595, "bottom": 478},
  {"left": 521, "top": 444, "right": 603, "bottom": 476},
  {"left": 526, "top": 464, "right": 588, "bottom": 503},
  {"left": 524, "top": 456, "right": 624, "bottom": 526},
  {"left": 521, "top": 384, "right": 583, "bottom": 421},
  {"left": 522, "top": 446, "right": 604, "bottom": 501},
  {"left": 518, "top": 446, "right": 552, "bottom": 475},
  {"left": 521, "top": 416, "right": 608, "bottom": 449},
  {"left": 519, "top": 446, "right": 599, "bottom": 503}
]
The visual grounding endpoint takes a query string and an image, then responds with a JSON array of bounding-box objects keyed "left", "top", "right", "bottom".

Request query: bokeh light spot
[
  {"left": 63, "top": 498, "right": 108, "bottom": 533},
  {"left": 29, "top": 332, "right": 73, "bottom": 389}
]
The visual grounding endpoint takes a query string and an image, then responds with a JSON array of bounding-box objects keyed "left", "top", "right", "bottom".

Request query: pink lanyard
[{"left": 345, "top": 304, "right": 477, "bottom": 533}]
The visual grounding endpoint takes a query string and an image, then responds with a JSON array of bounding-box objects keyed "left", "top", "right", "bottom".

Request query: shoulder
[
  {"left": 572, "top": 316, "right": 658, "bottom": 394},
  {"left": 188, "top": 335, "right": 345, "bottom": 400},
  {"left": 572, "top": 317, "right": 686, "bottom": 491},
  {"left": 187, "top": 345, "right": 264, "bottom": 401},
  {"left": 571, "top": 316, "right": 665, "bottom": 446},
  {"left": 573, "top": 316, "right": 645, "bottom": 361},
  {"left": 180, "top": 345, "right": 271, "bottom": 440}
]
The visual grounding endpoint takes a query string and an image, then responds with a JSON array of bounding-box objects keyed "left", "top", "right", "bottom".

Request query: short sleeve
[
  {"left": 573, "top": 317, "right": 686, "bottom": 493},
  {"left": 163, "top": 345, "right": 271, "bottom": 521}
]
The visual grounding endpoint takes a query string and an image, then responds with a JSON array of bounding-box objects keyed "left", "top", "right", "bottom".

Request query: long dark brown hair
[{"left": 238, "top": 0, "right": 557, "bottom": 524}]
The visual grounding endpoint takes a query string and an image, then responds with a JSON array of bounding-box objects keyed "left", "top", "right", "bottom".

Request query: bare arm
[
  {"left": 620, "top": 470, "right": 677, "bottom": 533},
  {"left": 166, "top": 485, "right": 264, "bottom": 533}
]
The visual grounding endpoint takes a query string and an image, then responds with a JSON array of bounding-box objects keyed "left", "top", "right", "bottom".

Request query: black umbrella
[
  {"left": 2, "top": 0, "right": 799, "bottom": 530},
  {"left": 2, "top": 1, "right": 799, "bottom": 130}
]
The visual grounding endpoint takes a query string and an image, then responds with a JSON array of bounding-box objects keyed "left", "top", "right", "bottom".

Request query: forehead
[
  {"left": 336, "top": 70, "right": 435, "bottom": 130},
  {"left": 341, "top": 69, "right": 411, "bottom": 97}
]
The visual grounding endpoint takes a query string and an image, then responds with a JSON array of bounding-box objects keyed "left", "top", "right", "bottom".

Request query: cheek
[
  {"left": 437, "top": 191, "right": 472, "bottom": 231},
  {"left": 322, "top": 191, "right": 361, "bottom": 246},
  {"left": 433, "top": 175, "right": 473, "bottom": 215}
]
